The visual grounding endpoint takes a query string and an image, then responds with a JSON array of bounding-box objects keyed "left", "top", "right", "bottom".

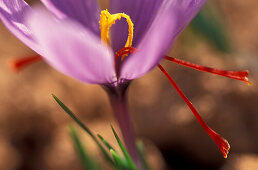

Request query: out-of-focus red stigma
[
  {"left": 165, "top": 56, "right": 250, "bottom": 85},
  {"left": 9, "top": 55, "right": 42, "bottom": 72},
  {"left": 158, "top": 64, "right": 230, "bottom": 158}
]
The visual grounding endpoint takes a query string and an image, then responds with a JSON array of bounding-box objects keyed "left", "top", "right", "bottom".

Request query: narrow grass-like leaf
[
  {"left": 111, "top": 125, "right": 137, "bottom": 170},
  {"left": 136, "top": 140, "right": 150, "bottom": 170},
  {"left": 98, "top": 134, "right": 115, "bottom": 151},
  {"left": 110, "top": 149, "right": 127, "bottom": 170},
  {"left": 69, "top": 125, "right": 98, "bottom": 170},
  {"left": 52, "top": 94, "right": 114, "bottom": 166},
  {"left": 191, "top": 9, "right": 231, "bottom": 53}
]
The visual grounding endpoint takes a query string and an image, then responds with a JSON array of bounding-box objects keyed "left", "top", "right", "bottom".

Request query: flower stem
[{"left": 108, "top": 88, "right": 142, "bottom": 169}]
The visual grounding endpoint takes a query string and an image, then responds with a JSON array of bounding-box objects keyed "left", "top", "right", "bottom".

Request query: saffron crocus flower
[{"left": 0, "top": 0, "right": 249, "bottom": 168}]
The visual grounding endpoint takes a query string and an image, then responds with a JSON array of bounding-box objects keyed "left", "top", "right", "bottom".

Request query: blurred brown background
[{"left": 0, "top": 0, "right": 258, "bottom": 170}]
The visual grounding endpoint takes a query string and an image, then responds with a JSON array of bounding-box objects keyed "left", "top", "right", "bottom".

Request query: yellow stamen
[{"left": 99, "top": 9, "right": 134, "bottom": 49}]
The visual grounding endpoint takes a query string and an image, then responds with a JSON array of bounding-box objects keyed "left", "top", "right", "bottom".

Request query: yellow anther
[{"left": 99, "top": 9, "right": 134, "bottom": 49}]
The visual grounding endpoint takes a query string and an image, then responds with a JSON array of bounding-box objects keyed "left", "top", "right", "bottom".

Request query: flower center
[{"left": 99, "top": 9, "right": 134, "bottom": 50}]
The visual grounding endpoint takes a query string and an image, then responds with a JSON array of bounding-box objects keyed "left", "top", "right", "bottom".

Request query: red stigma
[
  {"left": 114, "top": 47, "right": 137, "bottom": 77},
  {"left": 115, "top": 47, "right": 137, "bottom": 60},
  {"left": 9, "top": 55, "right": 42, "bottom": 72},
  {"left": 158, "top": 64, "right": 230, "bottom": 158},
  {"left": 165, "top": 56, "right": 250, "bottom": 85}
]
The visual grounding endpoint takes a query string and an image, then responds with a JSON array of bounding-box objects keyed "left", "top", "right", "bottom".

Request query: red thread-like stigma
[
  {"left": 9, "top": 55, "right": 42, "bottom": 72},
  {"left": 158, "top": 64, "right": 230, "bottom": 158},
  {"left": 115, "top": 47, "right": 137, "bottom": 60},
  {"left": 165, "top": 56, "right": 250, "bottom": 85},
  {"left": 114, "top": 47, "right": 137, "bottom": 77}
]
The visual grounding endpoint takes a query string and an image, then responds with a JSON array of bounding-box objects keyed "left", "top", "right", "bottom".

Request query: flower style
[{"left": 0, "top": 0, "right": 250, "bottom": 166}]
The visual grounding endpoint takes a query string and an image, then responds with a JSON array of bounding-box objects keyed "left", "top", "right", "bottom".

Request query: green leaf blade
[
  {"left": 111, "top": 125, "right": 137, "bottom": 170},
  {"left": 136, "top": 140, "right": 150, "bottom": 170},
  {"left": 52, "top": 94, "right": 114, "bottom": 166},
  {"left": 98, "top": 134, "right": 115, "bottom": 152},
  {"left": 69, "top": 125, "right": 97, "bottom": 170},
  {"left": 191, "top": 9, "right": 231, "bottom": 53},
  {"left": 110, "top": 149, "right": 127, "bottom": 170}
]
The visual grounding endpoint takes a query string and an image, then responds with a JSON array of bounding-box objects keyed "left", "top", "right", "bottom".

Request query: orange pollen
[
  {"left": 158, "top": 64, "right": 230, "bottom": 158},
  {"left": 165, "top": 56, "right": 250, "bottom": 85},
  {"left": 9, "top": 55, "right": 42, "bottom": 72}
]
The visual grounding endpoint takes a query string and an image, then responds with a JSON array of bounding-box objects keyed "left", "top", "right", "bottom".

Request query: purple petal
[
  {"left": 120, "top": 0, "right": 207, "bottom": 80},
  {"left": 41, "top": 0, "right": 100, "bottom": 35},
  {"left": 109, "top": 0, "right": 163, "bottom": 52},
  {"left": 27, "top": 8, "right": 116, "bottom": 84},
  {"left": 0, "top": 0, "right": 41, "bottom": 54}
]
